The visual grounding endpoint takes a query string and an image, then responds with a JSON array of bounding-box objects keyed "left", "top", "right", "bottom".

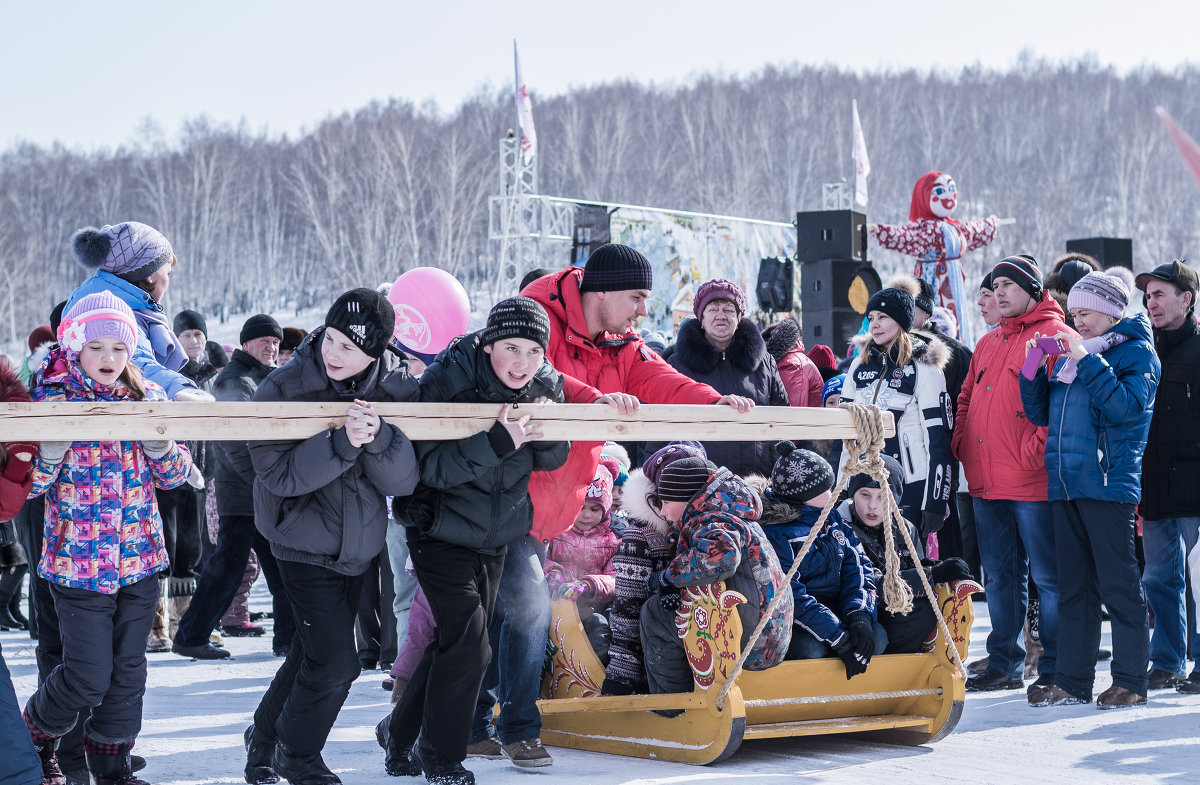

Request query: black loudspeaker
[
  {"left": 572, "top": 205, "right": 611, "bottom": 265},
  {"left": 799, "top": 259, "right": 882, "bottom": 356},
  {"left": 1066, "top": 237, "right": 1133, "bottom": 270},
  {"left": 795, "top": 210, "right": 868, "bottom": 263},
  {"left": 756, "top": 257, "right": 795, "bottom": 312}
]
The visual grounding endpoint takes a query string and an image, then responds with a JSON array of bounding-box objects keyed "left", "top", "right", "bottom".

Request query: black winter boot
[
  {"left": 374, "top": 715, "right": 421, "bottom": 777},
  {"left": 413, "top": 743, "right": 475, "bottom": 785},
  {"left": 244, "top": 724, "right": 281, "bottom": 784},
  {"left": 83, "top": 733, "right": 148, "bottom": 785},
  {"left": 271, "top": 741, "right": 341, "bottom": 785},
  {"left": 0, "top": 564, "right": 27, "bottom": 629}
]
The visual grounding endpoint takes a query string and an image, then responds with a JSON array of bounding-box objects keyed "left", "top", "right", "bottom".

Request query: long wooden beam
[{"left": 0, "top": 402, "right": 894, "bottom": 442}]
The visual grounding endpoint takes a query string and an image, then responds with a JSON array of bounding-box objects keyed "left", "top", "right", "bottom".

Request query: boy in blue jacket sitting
[{"left": 752, "top": 442, "right": 884, "bottom": 680}]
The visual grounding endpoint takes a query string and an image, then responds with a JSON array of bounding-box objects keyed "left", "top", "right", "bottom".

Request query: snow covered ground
[{"left": 5, "top": 584, "right": 1200, "bottom": 785}]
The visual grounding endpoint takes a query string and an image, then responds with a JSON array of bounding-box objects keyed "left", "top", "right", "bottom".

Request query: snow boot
[
  {"left": 168, "top": 595, "right": 191, "bottom": 641},
  {"left": 146, "top": 596, "right": 172, "bottom": 653},
  {"left": 83, "top": 734, "right": 147, "bottom": 785},
  {"left": 413, "top": 743, "right": 475, "bottom": 784},
  {"left": 0, "top": 564, "right": 28, "bottom": 630},
  {"left": 374, "top": 715, "right": 421, "bottom": 777},
  {"left": 24, "top": 708, "right": 66, "bottom": 785},
  {"left": 271, "top": 741, "right": 341, "bottom": 785},
  {"left": 244, "top": 724, "right": 280, "bottom": 784}
]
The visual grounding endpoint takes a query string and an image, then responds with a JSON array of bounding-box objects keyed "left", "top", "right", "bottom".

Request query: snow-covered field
[{"left": 5, "top": 583, "right": 1199, "bottom": 785}]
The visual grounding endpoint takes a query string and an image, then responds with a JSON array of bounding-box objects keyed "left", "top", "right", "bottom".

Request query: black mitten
[
  {"left": 659, "top": 587, "right": 682, "bottom": 613},
  {"left": 930, "top": 557, "right": 973, "bottom": 584},
  {"left": 833, "top": 617, "right": 876, "bottom": 679},
  {"left": 600, "top": 677, "right": 639, "bottom": 696},
  {"left": 920, "top": 510, "right": 946, "bottom": 538}
]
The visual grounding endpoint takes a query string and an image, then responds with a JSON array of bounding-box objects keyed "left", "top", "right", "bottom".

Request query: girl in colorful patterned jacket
[
  {"left": 543, "top": 459, "right": 623, "bottom": 662},
  {"left": 21, "top": 292, "right": 193, "bottom": 785}
]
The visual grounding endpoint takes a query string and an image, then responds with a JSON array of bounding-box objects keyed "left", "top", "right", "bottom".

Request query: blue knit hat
[{"left": 822, "top": 374, "right": 846, "bottom": 407}]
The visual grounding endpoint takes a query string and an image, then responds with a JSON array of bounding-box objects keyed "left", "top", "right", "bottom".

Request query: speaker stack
[
  {"left": 1065, "top": 237, "right": 1133, "bottom": 270},
  {"left": 793, "top": 210, "right": 881, "bottom": 355}
]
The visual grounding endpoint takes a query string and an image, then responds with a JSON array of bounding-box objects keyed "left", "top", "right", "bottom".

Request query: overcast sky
[{"left": 4, "top": 0, "right": 1197, "bottom": 151}]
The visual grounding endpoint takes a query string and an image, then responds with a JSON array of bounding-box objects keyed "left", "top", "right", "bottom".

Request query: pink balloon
[{"left": 387, "top": 267, "right": 471, "bottom": 355}]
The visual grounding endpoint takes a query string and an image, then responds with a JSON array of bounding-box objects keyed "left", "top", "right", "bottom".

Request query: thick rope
[{"left": 715, "top": 402, "right": 965, "bottom": 711}]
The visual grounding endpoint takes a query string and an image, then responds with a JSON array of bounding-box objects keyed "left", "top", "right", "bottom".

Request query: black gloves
[
  {"left": 833, "top": 616, "right": 877, "bottom": 680},
  {"left": 920, "top": 510, "right": 946, "bottom": 538},
  {"left": 600, "top": 677, "right": 639, "bottom": 696},
  {"left": 647, "top": 569, "right": 682, "bottom": 613},
  {"left": 930, "top": 557, "right": 973, "bottom": 584}
]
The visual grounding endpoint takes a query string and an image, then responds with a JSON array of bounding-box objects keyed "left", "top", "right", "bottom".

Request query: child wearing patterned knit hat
[
  {"left": 599, "top": 441, "right": 631, "bottom": 535},
  {"left": 751, "top": 442, "right": 883, "bottom": 679},
  {"left": 22, "top": 292, "right": 194, "bottom": 784}
]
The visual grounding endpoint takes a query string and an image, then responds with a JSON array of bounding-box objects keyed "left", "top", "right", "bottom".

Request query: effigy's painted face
[{"left": 929, "top": 174, "right": 958, "bottom": 218}]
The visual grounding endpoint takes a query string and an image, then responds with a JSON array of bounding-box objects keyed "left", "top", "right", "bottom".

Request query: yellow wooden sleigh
[{"left": 537, "top": 577, "right": 982, "bottom": 764}]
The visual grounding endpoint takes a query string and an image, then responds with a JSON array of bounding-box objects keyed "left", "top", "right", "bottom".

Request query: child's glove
[
  {"left": 920, "top": 510, "right": 946, "bottom": 537},
  {"left": 174, "top": 388, "right": 215, "bottom": 402},
  {"left": 600, "top": 677, "right": 639, "bottom": 696},
  {"left": 930, "top": 557, "right": 973, "bottom": 584},
  {"left": 832, "top": 617, "right": 876, "bottom": 680},
  {"left": 647, "top": 570, "right": 681, "bottom": 612},
  {"left": 38, "top": 441, "right": 72, "bottom": 464},
  {"left": 557, "top": 580, "right": 592, "bottom": 601},
  {"left": 186, "top": 464, "right": 205, "bottom": 489},
  {"left": 4, "top": 441, "right": 38, "bottom": 462},
  {"left": 142, "top": 440, "right": 174, "bottom": 460}
]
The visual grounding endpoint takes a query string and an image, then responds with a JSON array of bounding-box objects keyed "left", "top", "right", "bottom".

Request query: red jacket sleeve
[
  {"left": 0, "top": 456, "right": 33, "bottom": 520},
  {"left": 623, "top": 344, "right": 721, "bottom": 405},
  {"left": 562, "top": 372, "right": 603, "bottom": 404}
]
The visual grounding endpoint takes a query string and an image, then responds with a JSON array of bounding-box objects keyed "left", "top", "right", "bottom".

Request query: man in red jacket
[
  {"left": 467, "top": 244, "right": 753, "bottom": 768},
  {"left": 953, "top": 255, "right": 1068, "bottom": 699}
]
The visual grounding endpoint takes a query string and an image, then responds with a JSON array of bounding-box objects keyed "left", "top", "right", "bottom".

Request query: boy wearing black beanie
[{"left": 380, "top": 296, "right": 569, "bottom": 782}]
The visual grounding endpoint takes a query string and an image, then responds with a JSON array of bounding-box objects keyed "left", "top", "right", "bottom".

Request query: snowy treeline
[{"left": 2, "top": 56, "right": 1199, "bottom": 344}]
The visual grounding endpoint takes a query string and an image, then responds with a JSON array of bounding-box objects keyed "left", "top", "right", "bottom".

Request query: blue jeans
[
  {"left": 470, "top": 536, "right": 550, "bottom": 745},
  {"left": 974, "top": 498, "right": 1059, "bottom": 680},
  {"left": 386, "top": 519, "right": 419, "bottom": 648},
  {"left": 1142, "top": 517, "right": 1200, "bottom": 675}
]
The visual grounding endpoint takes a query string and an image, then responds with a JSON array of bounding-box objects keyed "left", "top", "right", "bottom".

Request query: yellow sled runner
[{"left": 537, "top": 577, "right": 982, "bottom": 764}]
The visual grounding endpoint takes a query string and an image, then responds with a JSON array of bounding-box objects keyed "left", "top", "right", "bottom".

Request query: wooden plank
[
  {"left": 0, "top": 401, "right": 894, "bottom": 442},
  {"left": 537, "top": 692, "right": 710, "bottom": 715},
  {"left": 741, "top": 714, "right": 934, "bottom": 739}
]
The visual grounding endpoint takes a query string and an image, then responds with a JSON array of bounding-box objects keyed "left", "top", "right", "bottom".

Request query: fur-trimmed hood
[
  {"left": 673, "top": 316, "right": 769, "bottom": 375},
  {"left": 744, "top": 474, "right": 801, "bottom": 527},
  {"left": 620, "top": 469, "right": 672, "bottom": 536},
  {"left": 850, "top": 329, "right": 950, "bottom": 372}
]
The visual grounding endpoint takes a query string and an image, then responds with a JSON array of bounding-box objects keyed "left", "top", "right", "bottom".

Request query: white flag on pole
[
  {"left": 514, "top": 41, "right": 537, "bottom": 164},
  {"left": 852, "top": 99, "right": 870, "bottom": 208}
]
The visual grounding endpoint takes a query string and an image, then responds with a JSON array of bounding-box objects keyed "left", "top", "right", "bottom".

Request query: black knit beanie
[
  {"left": 991, "top": 254, "right": 1043, "bottom": 299},
  {"left": 914, "top": 278, "right": 936, "bottom": 316},
  {"left": 578, "top": 243, "right": 653, "bottom": 293},
  {"left": 325, "top": 288, "right": 396, "bottom": 359},
  {"left": 979, "top": 271, "right": 994, "bottom": 293},
  {"left": 865, "top": 287, "right": 916, "bottom": 332},
  {"left": 240, "top": 313, "right": 283, "bottom": 345},
  {"left": 847, "top": 454, "right": 904, "bottom": 503},
  {"left": 657, "top": 457, "right": 716, "bottom": 502},
  {"left": 764, "top": 318, "right": 801, "bottom": 362},
  {"left": 481, "top": 296, "right": 551, "bottom": 350},
  {"left": 768, "top": 441, "right": 834, "bottom": 506},
  {"left": 173, "top": 309, "right": 207, "bottom": 337}
]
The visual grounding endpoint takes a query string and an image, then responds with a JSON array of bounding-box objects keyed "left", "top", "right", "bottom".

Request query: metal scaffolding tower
[{"left": 487, "top": 135, "right": 574, "bottom": 293}]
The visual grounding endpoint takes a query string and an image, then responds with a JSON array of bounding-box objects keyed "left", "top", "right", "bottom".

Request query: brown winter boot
[
  {"left": 146, "top": 596, "right": 172, "bottom": 653},
  {"left": 1096, "top": 685, "right": 1147, "bottom": 709},
  {"left": 168, "top": 595, "right": 191, "bottom": 641}
]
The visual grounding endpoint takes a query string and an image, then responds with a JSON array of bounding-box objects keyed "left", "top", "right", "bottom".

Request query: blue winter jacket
[
  {"left": 1019, "top": 314, "right": 1159, "bottom": 504},
  {"left": 67, "top": 271, "right": 195, "bottom": 400},
  {"left": 751, "top": 477, "right": 878, "bottom": 647}
]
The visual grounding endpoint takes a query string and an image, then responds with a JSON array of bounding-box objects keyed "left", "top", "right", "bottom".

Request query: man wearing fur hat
[{"left": 954, "top": 255, "right": 1069, "bottom": 695}]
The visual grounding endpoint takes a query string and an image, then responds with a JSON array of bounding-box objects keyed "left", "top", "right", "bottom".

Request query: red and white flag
[
  {"left": 514, "top": 41, "right": 537, "bottom": 164},
  {"left": 852, "top": 99, "right": 870, "bottom": 208},
  {"left": 1156, "top": 107, "right": 1200, "bottom": 187}
]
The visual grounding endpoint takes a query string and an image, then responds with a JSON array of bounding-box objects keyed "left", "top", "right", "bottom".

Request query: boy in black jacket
[
  {"left": 379, "top": 296, "right": 569, "bottom": 785},
  {"left": 244, "top": 290, "right": 421, "bottom": 785}
]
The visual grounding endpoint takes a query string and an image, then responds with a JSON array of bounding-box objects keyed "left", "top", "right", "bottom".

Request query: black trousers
[
  {"left": 389, "top": 532, "right": 503, "bottom": 763},
  {"left": 176, "top": 514, "right": 294, "bottom": 650},
  {"left": 1052, "top": 498, "right": 1149, "bottom": 698},
  {"left": 27, "top": 575, "right": 159, "bottom": 744},
  {"left": 156, "top": 486, "right": 205, "bottom": 595},
  {"left": 355, "top": 553, "right": 397, "bottom": 666},
  {"left": 253, "top": 560, "right": 364, "bottom": 755}
]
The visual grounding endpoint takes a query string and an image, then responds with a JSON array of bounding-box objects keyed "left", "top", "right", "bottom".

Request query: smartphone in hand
[{"left": 1036, "top": 336, "right": 1069, "bottom": 355}]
